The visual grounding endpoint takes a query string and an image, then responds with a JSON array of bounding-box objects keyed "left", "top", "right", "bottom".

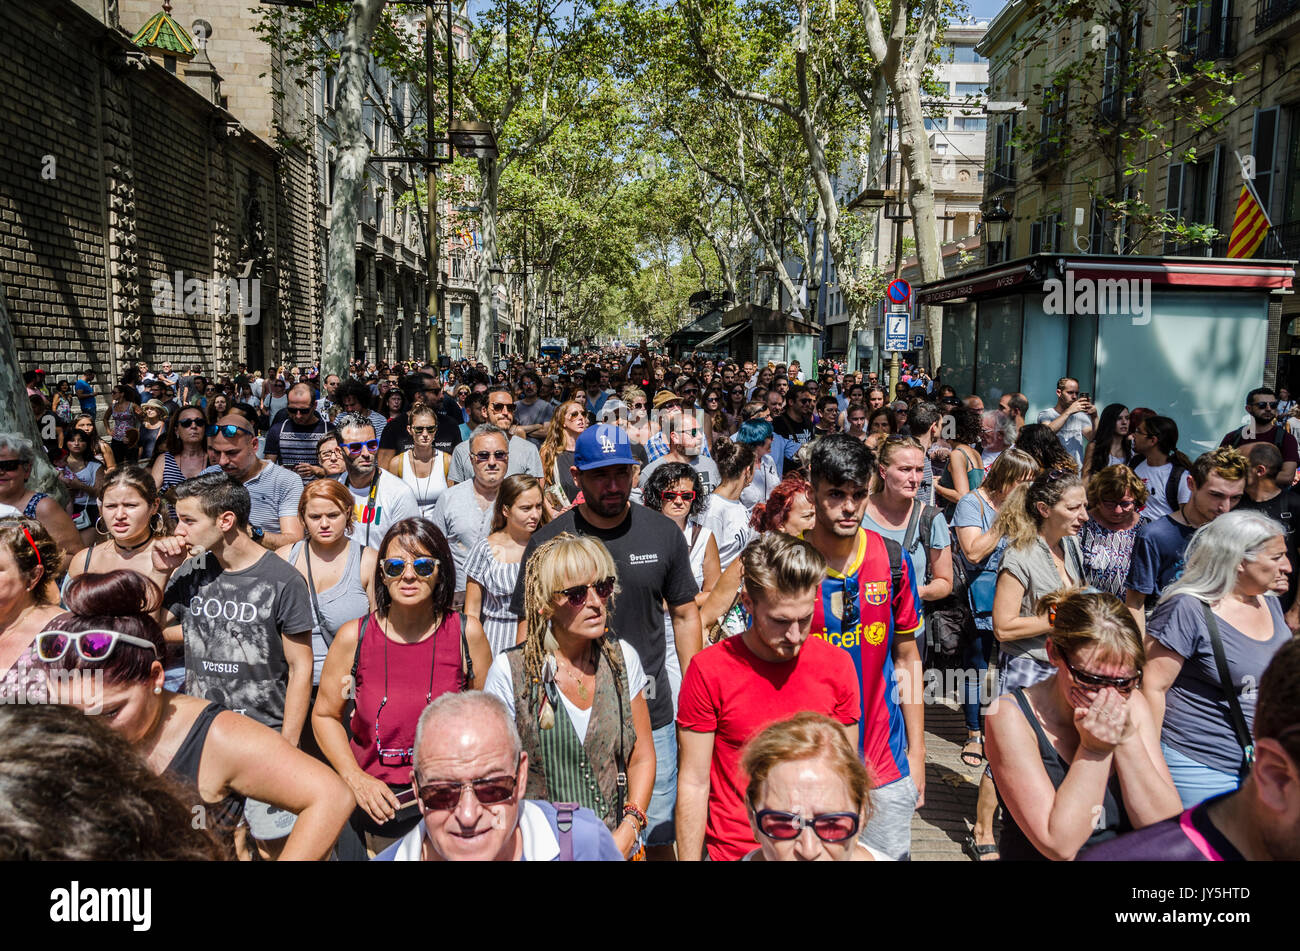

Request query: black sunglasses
[
  {"left": 177, "top": 417, "right": 205, "bottom": 428},
  {"left": 558, "top": 577, "right": 615, "bottom": 607},
  {"left": 1062, "top": 654, "right": 1142, "bottom": 695},
  {"left": 0, "top": 459, "right": 27, "bottom": 472},
  {"left": 473, "top": 450, "right": 509, "bottom": 463},
  {"left": 287, "top": 406, "right": 314, "bottom": 415}
]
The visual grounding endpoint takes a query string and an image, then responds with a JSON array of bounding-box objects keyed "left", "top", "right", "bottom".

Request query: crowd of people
[{"left": 1, "top": 348, "right": 1297, "bottom": 863}]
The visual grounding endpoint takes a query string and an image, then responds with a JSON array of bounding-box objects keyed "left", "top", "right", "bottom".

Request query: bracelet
[{"left": 622, "top": 803, "right": 648, "bottom": 833}]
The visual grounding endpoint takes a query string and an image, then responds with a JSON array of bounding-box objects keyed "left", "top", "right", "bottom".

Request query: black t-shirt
[
  {"left": 772, "top": 412, "right": 814, "bottom": 446},
  {"left": 1237, "top": 490, "right": 1300, "bottom": 610},
  {"left": 378, "top": 410, "right": 461, "bottom": 456},
  {"left": 509, "top": 504, "right": 699, "bottom": 729}
]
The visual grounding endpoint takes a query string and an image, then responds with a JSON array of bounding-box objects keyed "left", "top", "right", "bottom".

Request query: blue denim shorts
[{"left": 645, "top": 722, "right": 678, "bottom": 846}]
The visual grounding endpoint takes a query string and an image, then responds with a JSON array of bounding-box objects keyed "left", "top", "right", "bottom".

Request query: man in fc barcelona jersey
[{"left": 803, "top": 435, "right": 925, "bottom": 861}]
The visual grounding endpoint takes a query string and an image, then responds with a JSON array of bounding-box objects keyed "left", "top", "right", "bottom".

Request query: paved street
[{"left": 913, "top": 699, "right": 999, "bottom": 862}]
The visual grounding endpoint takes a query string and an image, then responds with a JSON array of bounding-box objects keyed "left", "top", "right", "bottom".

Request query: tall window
[{"left": 1164, "top": 144, "right": 1225, "bottom": 254}]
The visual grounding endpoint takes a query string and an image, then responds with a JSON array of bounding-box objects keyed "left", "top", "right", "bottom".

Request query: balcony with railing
[
  {"left": 990, "top": 153, "right": 1015, "bottom": 191},
  {"left": 1256, "top": 0, "right": 1300, "bottom": 32},
  {"left": 1265, "top": 221, "right": 1300, "bottom": 260},
  {"left": 1180, "top": 17, "right": 1239, "bottom": 62}
]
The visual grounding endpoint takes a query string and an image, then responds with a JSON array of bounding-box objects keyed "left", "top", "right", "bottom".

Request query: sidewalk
[{"left": 912, "top": 698, "right": 999, "bottom": 861}]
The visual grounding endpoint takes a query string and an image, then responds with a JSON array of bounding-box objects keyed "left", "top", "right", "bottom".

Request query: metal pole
[
  {"left": 888, "top": 103, "right": 902, "bottom": 400},
  {"left": 425, "top": 3, "right": 441, "bottom": 366}
]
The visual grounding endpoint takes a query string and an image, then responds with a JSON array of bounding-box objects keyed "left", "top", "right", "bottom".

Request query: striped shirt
[
  {"left": 202, "top": 461, "right": 303, "bottom": 536},
  {"left": 265, "top": 416, "right": 329, "bottom": 478},
  {"left": 463, "top": 538, "right": 523, "bottom": 656}
]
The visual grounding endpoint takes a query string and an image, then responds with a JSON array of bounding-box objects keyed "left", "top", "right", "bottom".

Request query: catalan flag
[{"left": 1227, "top": 183, "right": 1271, "bottom": 258}]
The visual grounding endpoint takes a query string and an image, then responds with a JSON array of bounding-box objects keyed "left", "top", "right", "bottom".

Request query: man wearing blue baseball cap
[{"left": 510, "top": 423, "right": 702, "bottom": 861}]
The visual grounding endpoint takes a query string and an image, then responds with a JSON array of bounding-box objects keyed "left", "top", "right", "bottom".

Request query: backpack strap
[
  {"left": 1275, "top": 425, "right": 1286, "bottom": 448},
  {"left": 554, "top": 802, "right": 578, "bottom": 862},
  {"left": 883, "top": 536, "right": 904, "bottom": 595},
  {"left": 902, "top": 499, "right": 924, "bottom": 552},
  {"left": 1165, "top": 464, "right": 1186, "bottom": 515},
  {"left": 1200, "top": 602, "right": 1255, "bottom": 777},
  {"left": 902, "top": 501, "right": 938, "bottom": 584}
]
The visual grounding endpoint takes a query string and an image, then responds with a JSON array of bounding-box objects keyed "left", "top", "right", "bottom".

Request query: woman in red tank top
[{"left": 312, "top": 517, "right": 465, "bottom": 859}]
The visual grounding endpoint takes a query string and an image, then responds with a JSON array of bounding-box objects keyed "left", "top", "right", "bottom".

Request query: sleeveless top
[
  {"left": 164, "top": 701, "right": 245, "bottom": 836},
  {"left": 397, "top": 450, "right": 448, "bottom": 516},
  {"left": 505, "top": 642, "right": 637, "bottom": 831},
  {"left": 349, "top": 611, "right": 464, "bottom": 785},
  {"left": 137, "top": 423, "right": 164, "bottom": 462},
  {"left": 938, "top": 444, "right": 985, "bottom": 495},
  {"left": 23, "top": 494, "right": 47, "bottom": 519},
  {"left": 110, "top": 407, "right": 136, "bottom": 441},
  {"left": 996, "top": 688, "right": 1131, "bottom": 860},
  {"left": 0, "top": 645, "right": 46, "bottom": 704},
  {"left": 287, "top": 539, "right": 369, "bottom": 685}
]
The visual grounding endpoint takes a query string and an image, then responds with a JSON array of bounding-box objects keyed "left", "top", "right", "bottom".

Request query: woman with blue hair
[{"left": 736, "top": 419, "right": 780, "bottom": 511}]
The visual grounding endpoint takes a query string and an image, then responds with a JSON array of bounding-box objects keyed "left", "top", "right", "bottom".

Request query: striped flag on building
[{"left": 1227, "top": 183, "right": 1271, "bottom": 258}]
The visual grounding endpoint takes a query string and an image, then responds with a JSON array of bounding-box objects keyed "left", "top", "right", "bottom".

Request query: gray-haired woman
[
  {"left": 0, "top": 433, "right": 82, "bottom": 558},
  {"left": 1142, "top": 510, "right": 1293, "bottom": 808}
]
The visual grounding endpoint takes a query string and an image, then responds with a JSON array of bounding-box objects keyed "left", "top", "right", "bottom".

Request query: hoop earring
[
  {"left": 94, "top": 517, "right": 108, "bottom": 536},
  {"left": 150, "top": 513, "right": 166, "bottom": 535}
]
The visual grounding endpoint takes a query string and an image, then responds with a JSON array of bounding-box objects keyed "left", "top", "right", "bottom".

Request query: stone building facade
[{"left": 0, "top": 0, "right": 320, "bottom": 386}]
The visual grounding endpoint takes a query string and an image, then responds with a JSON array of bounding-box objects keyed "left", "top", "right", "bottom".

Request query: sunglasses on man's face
[
  {"left": 287, "top": 406, "right": 313, "bottom": 416},
  {"left": 382, "top": 556, "right": 439, "bottom": 579},
  {"left": 1254, "top": 401, "right": 1279, "bottom": 410},
  {"left": 491, "top": 402, "right": 515, "bottom": 413},
  {"left": 207, "top": 425, "right": 253, "bottom": 439},
  {"left": 416, "top": 773, "right": 519, "bottom": 811},
  {"left": 344, "top": 439, "right": 379, "bottom": 455},
  {"left": 473, "top": 450, "right": 509, "bottom": 463},
  {"left": 557, "top": 577, "right": 615, "bottom": 607}
]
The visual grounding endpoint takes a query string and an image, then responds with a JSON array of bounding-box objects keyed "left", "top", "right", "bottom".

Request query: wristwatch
[{"left": 250, "top": 525, "right": 265, "bottom": 544}]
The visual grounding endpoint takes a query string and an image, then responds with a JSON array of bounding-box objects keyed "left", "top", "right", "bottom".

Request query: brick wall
[{"left": 0, "top": 1, "right": 111, "bottom": 382}]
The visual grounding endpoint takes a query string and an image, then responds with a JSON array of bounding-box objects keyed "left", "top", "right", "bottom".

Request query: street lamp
[
  {"left": 363, "top": 3, "right": 500, "bottom": 368},
  {"left": 488, "top": 265, "right": 504, "bottom": 366},
  {"left": 980, "top": 196, "right": 1013, "bottom": 264}
]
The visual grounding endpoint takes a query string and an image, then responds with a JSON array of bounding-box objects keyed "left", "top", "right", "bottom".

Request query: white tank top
[{"left": 398, "top": 449, "right": 448, "bottom": 516}]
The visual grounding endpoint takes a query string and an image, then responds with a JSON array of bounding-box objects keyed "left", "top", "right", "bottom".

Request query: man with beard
[
  {"left": 1221, "top": 386, "right": 1299, "bottom": 489},
  {"left": 510, "top": 423, "right": 701, "bottom": 860},
  {"left": 334, "top": 413, "right": 419, "bottom": 551}
]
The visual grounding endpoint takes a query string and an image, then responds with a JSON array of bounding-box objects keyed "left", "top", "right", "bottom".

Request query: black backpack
[
  {"left": 1129, "top": 454, "right": 1186, "bottom": 514},
  {"left": 1226, "top": 424, "right": 1286, "bottom": 451}
]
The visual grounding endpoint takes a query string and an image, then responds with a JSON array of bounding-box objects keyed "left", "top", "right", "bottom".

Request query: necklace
[
  {"left": 410, "top": 449, "right": 437, "bottom": 505},
  {"left": 113, "top": 534, "right": 152, "bottom": 555},
  {"left": 557, "top": 645, "right": 596, "bottom": 701}
]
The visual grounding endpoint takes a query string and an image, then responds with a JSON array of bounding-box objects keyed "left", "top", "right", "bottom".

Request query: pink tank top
[{"left": 348, "top": 611, "right": 463, "bottom": 785}]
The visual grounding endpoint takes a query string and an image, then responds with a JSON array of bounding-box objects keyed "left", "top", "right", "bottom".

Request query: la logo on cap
[{"left": 599, "top": 431, "right": 616, "bottom": 454}]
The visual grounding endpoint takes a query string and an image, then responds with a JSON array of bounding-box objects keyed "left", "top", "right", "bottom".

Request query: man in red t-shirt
[{"left": 676, "top": 533, "right": 861, "bottom": 861}]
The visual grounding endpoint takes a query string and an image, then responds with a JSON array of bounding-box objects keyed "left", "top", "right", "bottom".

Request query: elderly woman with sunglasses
[
  {"left": 0, "top": 433, "right": 82, "bottom": 559},
  {"left": 1079, "top": 465, "right": 1147, "bottom": 598},
  {"left": 985, "top": 589, "right": 1180, "bottom": 860},
  {"left": 313, "top": 518, "right": 468, "bottom": 859},
  {"left": 1141, "top": 510, "right": 1295, "bottom": 808},
  {"left": 741, "top": 712, "right": 886, "bottom": 861},
  {"left": 483, "top": 532, "right": 654, "bottom": 859},
  {"left": 39, "top": 570, "right": 353, "bottom": 859}
]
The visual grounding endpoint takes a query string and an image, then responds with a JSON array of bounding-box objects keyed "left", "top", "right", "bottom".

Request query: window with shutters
[{"left": 1164, "top": 144, "right": 1225, "bottom": 254}]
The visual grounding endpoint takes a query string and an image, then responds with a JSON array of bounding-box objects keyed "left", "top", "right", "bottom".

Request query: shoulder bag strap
[
  {"left": 362, "top": 475, "right": 380, "bottom": 547},
  {"left": 902, "top": 499, "right": 923, "bottom": 553},
  {"left": 1200, "top": 602, "right": 1255, "bottom": 773},
  {"left": 302, "top": 544, "right": 330, "bottom": 645},
  {"left": 554, "top": 802, "right": 577, "bottom": 861}
]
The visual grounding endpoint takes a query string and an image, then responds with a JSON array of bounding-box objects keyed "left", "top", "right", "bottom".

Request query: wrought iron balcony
[
  {"left": 1179, "top": 17, "right": 1239, "bottom": 62},
  {"left": 1265, "top": 221, "right": 1300, "bottom": 260},
  {"left": 990, "top": 155, "right": 1015, "bottom": 191},
  {"left": 1256, "top": 0, "right": 1300, "bottom": 32}
]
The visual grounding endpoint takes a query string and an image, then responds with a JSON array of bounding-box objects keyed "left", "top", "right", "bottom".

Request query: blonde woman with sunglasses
[{"left": 483, "top": 532, "right": 654, "bottom": 859}]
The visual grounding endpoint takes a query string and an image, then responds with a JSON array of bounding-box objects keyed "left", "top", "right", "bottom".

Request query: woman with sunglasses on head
[
  {"left": 993, "top": 469, "right": 1089, "bottom": 694},
  {"left": 483, "top": 533, "right": 654, "bottom": 859},
  {"left": 1079, "top": 465, "right": 1147, "bottom": 599},
  {"left": 465, "top": 474, "right": 548, "bottom": 669},
  {"left": 643, "top": 462, "right": 721, "bottom": 705},
  {"left": 0, "top": 519, "right": 65, "bottom": 704},
  {"left": 1141, "top": 510, "right": 1294, "bottom": 808},
  {"left": 985, "top": 588, "right": 1180, "bottom": 860},
  {"left": 384, "top": 404, "right": 449, "bottom": 518},
  {"left": 151, "top": 405, "right": 209, "bottom": 518},
  {"left": 37, "top": 570, "right": 353, "bottom": 860},
  {"left": 313, "top": 518, "right": 467, "bottom": 859},
  {"left": 55, "top": 427, "right": 105, "bottom": 550},
  {"left": 539, "top": 399, "right": 588, "bottom": 518},
  {"left": 741, "top": 712, "right": 885, "bottom": 861}
]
